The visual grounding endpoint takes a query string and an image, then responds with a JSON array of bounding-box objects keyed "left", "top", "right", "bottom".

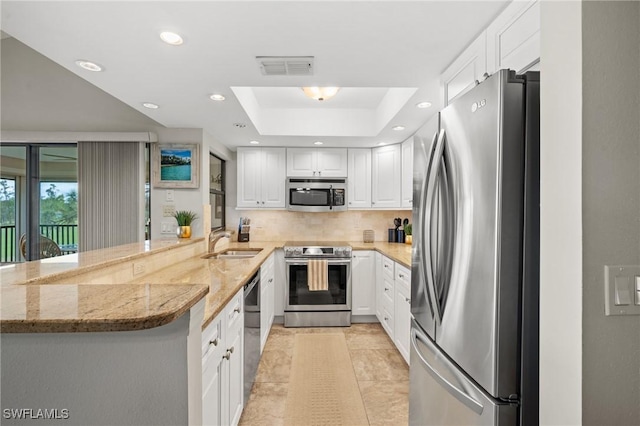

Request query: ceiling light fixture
[
  {"left": 301, "top": 87, "right": 340, "bottom": 101},
  {"left": 250, "top": 140, "right": 260, "bottom": 145},
  {"left": 209, "top": 94, "right": 225, "bottom": 101},
  {"left": 160, "top": 31, "right": 183, "bottom": 46},
  {"left": 75, "top": 60, "right": 103, "bottom": 72},
  {"left": 314, "top": 141, "right": 324, "bottom": 145},
  {"left": 392, "top": 125, "right": 405, "bottom": 131},
  {"left": 416, "top": 101, "right": 432, "bottom": 109},
  {"left": 142, "top": 102, "right": 159, "bottom": 109}
]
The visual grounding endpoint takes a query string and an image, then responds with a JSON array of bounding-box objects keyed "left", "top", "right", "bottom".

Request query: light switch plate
[
  {"left": 162, "top": 205, "right": 176, "bottom": 217},
  {"left": 604, "top": 265, "right": 640, "bottom": 316},
  {"left": 166, "top": 190, "right": 174, "bottom": 202}
]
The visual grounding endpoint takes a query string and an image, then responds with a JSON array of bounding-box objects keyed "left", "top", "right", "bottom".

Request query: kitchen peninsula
[{"left": 1, "top": 237, "right": 410, "bottom": 426}]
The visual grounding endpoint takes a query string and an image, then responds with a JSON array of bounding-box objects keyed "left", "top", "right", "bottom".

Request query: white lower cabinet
[
  {"left": 202, "top": 289, "right": 244, "bottom": 426},
  {"left": 351, "top": 250, "right": 376, "bottom": 316},
  {"left": 393, "top": 264, "right": 411, "bottom": 364},
  {"left": 375, "top": 254, "right": 411, "bottom": 364},
  {"left": 260, "top": 254, "right": 275, "bottom": 352}
]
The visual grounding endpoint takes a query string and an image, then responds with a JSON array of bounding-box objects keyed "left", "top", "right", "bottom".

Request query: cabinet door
[
  {"left": 261, "top": 148, "right": 286, "bottom": 208},
  {"left": 226, "top": 324, "right": 244, "bottom": 426},
  {"left": 316, "top": 148, "right": 348, "bottom": 177},
  {"left": 286, "top": 148, "right": 316, "bottom": 177},
  {"left": 351, "top": 251, "right": 376, "bottom": 316},
  {"left": 347, "top": 149, "right": 372, "bottom": 209},
  {"left": 202, "top": 350, "right": 223, "bottom": 426},
  {"left": 260, "top": 254, "right": 275, "bottom": 352},
  {"left": 274, "top": 249, "right": 286, "bottom": 316},
  {"left": 237, "top": 148, "right": 263, "bottom": 208},
  {"left": 441, "top": 31, "right": 487, "bottom": 106},
  {"left": 371, "top": 144, "right": 402, "bottom": 208},
  {"left": 394, "top": 279, "right": 411, "bottom": 365},
  {"left": 486, "top": 0, "right": 540, "bottom": 74},
  {"left": 401, "top": 139, "right": 414, "bottom": 208}
]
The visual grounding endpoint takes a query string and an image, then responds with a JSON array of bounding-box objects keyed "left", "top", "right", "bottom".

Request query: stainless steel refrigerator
[{"left": 409, "top": 69, "right": 539, "bottom": 426}]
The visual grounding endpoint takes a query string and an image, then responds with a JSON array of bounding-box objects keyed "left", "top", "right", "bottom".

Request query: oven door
[{"left": 285, "top": 258, "right": 351, "bottom": 311}]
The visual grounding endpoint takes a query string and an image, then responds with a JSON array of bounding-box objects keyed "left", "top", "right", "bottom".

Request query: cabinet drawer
[
  {"left": 226, "top": 290, "right": 243, "bottom": 334},
  {"left": 202, "top": 315, "right": 223, "bottom": 359},
  {"left": 380, "top": 305, "right": 394, "bottom": 337},
  {"left": 382, "top": 256, "right": 395, "bottom": 278},
  {"left": 381, "top": 276, "right": 395, "bottom": 314},
  {"left": 396, "top": 264, "right": 411, "bottom": 289}
]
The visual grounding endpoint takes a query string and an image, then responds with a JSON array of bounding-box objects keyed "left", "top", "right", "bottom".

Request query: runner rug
[{"left": 284, "top": 333, "right": 369, "bottom": 426}]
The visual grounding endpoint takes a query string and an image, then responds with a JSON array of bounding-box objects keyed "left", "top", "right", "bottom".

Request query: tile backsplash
[{"left": 228, "top": 210, "right": 412, "bottom": 242}]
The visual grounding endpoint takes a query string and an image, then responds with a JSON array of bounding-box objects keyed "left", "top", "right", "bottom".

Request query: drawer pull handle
[
  {"left": 209, "top": 338, "right": 219, "bottom": 346},
  {"left": 399, "top": 274, "right": 404, "bottom": 278}
]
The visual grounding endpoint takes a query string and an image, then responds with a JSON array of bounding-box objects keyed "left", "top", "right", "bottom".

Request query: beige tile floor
[{"left": 239, "top": 323, "right": 409, "bottom": 426}]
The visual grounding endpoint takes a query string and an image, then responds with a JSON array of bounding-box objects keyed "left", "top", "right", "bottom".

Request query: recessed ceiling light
[
  {"left": 416, "top": 101, "right": 432, "bottom": 109},
  {"left": 314, "top": 141, "right": 324, "bottom": 145},
  {"left": 249, "top": 140, "right": 260, "bottom": 145},
  {"left": 392, "top": 125, "right": 405, "bottom": 131},
  {"left": 75, "top": 60, "right": 103, "bottom": 72},
  {"left": 160, "top": 31, "right": 183, "bottom": 46},
  {"left": 209, "top": 94, "right": 225, "bottom": 101},
  {"left": 142, "top": 102, "right": 159, "bottom": 109}
]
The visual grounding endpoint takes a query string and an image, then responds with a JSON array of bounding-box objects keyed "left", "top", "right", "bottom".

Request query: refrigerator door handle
[
  {"left": 411, "top": 327, "right": 484, "bottom": 415},
  {"left": 419, "top": 130, "right": 440, "bottom": 319},
  {"left": 424, "top": 129, "right": 447, "bottom": 321}
]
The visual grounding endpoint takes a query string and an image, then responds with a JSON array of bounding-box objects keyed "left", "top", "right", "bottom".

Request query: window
[{"left": 209, "top": 154, "right": 225, "bottom": 230}]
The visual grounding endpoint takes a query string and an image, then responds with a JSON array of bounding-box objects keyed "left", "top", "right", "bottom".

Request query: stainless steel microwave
[{"left": 286, "top": 178, "right": 347, "bottom": 212}]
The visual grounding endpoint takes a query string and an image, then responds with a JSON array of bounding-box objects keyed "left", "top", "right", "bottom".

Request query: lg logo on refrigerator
[{"left": 471, "top": 99, "right": 487, "bottom": 113}]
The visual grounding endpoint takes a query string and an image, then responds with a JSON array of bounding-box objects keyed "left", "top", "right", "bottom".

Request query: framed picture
[{"left": 153, "top": 143, "right": 200, "bottom": 188}]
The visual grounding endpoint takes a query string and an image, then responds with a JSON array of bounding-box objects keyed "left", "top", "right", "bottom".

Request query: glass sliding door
[{"left": 0, "top": 143, "right": 77, "bottom": 262}]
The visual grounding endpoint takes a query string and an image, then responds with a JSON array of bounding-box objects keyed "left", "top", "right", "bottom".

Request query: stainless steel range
[{"left": 283, "top": 241, "right": 352, "bottom": 327}]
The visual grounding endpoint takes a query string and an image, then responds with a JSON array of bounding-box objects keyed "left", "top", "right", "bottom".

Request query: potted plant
[
  {"left": 173, "top": 210, "right": 198, "bottom": 239},
  {"left": 404, "top": 223, "right": 412, "bottom": 245}
]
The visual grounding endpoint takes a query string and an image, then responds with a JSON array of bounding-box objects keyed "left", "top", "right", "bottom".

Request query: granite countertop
[{"left": 0, "top": 239, "right": 410, "bottom": 334}]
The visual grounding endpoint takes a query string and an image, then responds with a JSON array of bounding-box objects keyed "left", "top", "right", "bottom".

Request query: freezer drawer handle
[{"left": 411, "top": 328, "right": 484, "bottom": 415}]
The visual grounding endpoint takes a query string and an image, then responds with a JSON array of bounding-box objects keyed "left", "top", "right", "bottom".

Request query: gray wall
[
  {"left": 1, "top": 38, "right": 161, "bottom": 131},
  {"left": 582, "top": 1, "right": 640, "bottom": 424}
]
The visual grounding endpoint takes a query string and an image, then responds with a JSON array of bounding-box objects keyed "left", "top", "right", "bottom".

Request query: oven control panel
[{"left": 284, "top": 245, "right": 352, "bottom": 259}]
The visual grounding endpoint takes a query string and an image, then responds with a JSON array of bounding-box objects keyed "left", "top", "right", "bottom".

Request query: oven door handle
[{"left": 285, "top": 258, "right": 351, "bottom": 264}]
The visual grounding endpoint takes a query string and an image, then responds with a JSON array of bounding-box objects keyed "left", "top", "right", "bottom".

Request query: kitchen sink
[{"left": 201, "top": 248, "right": 263, "bottom": 259}]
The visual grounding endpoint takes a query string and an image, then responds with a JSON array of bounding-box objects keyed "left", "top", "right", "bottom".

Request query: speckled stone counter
[
  {"left": 1, "top": 239, "right": 409, "bottom": 333},
  {"left": 350, "top": 242, "right": 412, "bottom": 267}
]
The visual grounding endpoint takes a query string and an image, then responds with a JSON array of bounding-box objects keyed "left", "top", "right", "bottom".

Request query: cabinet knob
[
  {"left": 384, "top": 287, "right": 389, "bottom": 292},
  {"left": 384, "top": 317, "right": 389, "bottom": 321},
  {"left": 313, "top": 171, "right": 316, "bottom": 176},
  {"left": 399, "top": 274, "right": 404, "bottom": 278},
  {"left": 234, "top": 307, "right": 241, "bottom": 314},
  {"left": 318, "top": 171, "right": 321, "bottom": 176},
  {"left": 262, "top": 201, "right": 265, "bottom": 204},
  {"left": 269, "top": 278, "right": 273, "bottom": 283},
  {"left": 409, "top": 200, "right": 412, "bottom": 204},
  {"left": 405, "top": 297, "right": 411, "bottom": 303},
  {"left": 228, "top": 346, "right": 235, "bottom": 354},
  {"left": 209, "top": 338, "right": 219, "bottom": 346},
  {"left": 223, "top": 351, "right": 231, "bottom": 361},
  {"left": 372, "top": 201, "right": 376, "bottom": 204},
  {"left": 256, "top": 201, "right": 260, "bottom": 204}
]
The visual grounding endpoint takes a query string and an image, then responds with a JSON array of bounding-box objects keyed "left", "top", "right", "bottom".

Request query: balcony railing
[{"left": 0, "top": 224, "right": 78, "bottom": 263}]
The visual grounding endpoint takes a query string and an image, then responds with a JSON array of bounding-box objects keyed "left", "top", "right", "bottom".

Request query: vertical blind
[{"left": 78, "top": 142, "right": 141, "bottom": 251}]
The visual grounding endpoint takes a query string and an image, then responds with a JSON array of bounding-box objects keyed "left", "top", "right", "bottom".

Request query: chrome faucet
[{"left": 209, "top": 230, "right": 231, "bottom": 253}]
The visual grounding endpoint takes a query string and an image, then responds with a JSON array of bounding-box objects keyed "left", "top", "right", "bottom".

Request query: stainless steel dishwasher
[{"left": 243, "top": 271, "right": 260, "bottom": 403}]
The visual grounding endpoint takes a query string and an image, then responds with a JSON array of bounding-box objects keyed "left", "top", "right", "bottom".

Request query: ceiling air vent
[{"left": 256, "top": 56, "right": 314, "bottom": 76}]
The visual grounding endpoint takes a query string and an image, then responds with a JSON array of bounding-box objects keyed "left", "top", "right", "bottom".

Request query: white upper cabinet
[
  {"left": 286, "top": 148, "right": 347, "bottom": 177},
  {"left": 441, "top": 0, "right": 540, "bottom": 107},
  {"left": 372, "top": 144, "right": 402, "bottom": 208},
  {"left": 486, "top": 0, "right": 541, "bottom": 75},
  {"left": 347, "top": 149, "right": 372, "bottom": 209},
  {"left": 441, "top": 31, "right": 487, "bottom": 106},
  {"left": 237, "top": 148, "right": 286, "bottom": 208},
  {"left": 401, "top": 138, "right": 414, "bottom": 208}
]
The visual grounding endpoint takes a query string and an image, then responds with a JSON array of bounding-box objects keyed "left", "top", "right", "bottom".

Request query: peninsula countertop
[{"left": 1, "top": 239, "right": 411, "bottom": 333}]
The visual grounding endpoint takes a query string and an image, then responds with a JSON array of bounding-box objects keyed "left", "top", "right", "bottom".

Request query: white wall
[{"left": 539, "top": 1, "right": 583, "bottom": 424}]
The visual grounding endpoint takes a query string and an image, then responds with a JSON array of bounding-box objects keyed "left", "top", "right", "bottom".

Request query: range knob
[{"left": 294, "top": 247, "right": 303, "bottom": 256}]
